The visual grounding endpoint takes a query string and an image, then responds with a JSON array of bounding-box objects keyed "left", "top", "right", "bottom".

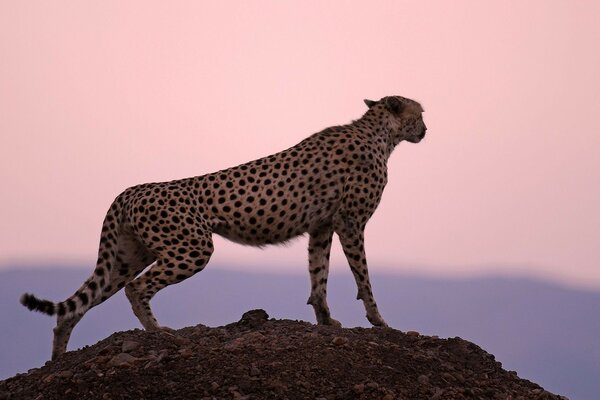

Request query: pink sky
[{"left": 1, "top": 2, "right": 599, "bottom": 289}]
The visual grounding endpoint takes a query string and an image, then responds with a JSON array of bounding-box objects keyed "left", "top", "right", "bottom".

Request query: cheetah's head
[{"left": 364, "top": 96, "right": 426, "bottom": 145}]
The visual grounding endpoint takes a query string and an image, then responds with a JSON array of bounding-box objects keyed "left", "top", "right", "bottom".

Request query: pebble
[
  {"left": 231, "top": 391, "right": 243, "bottom": 400},
  {"left": 224, "top": 338, "right": 245, "bottom": 352},
  {"left": 454, "top": 372, "right": 466, "bottom": 383},
  {"left": 431, "top": 388, "right": 444, "bottom": 399},
  {"left": 56, "top": 370, "right": 73, "bottom": 379},
  {"left": 406, "top": 330, "right": 420, "bottom": 337},
  {"left": 441, "top": 372, "right": 455, "bottom": 382},
  {"left": 332, "top": 336, "right": 349, "bottom": 346},
  {"left": 173, "top": 335, "right": 192, "bottom": 346},
  {"left": 417, "top": 374, "right": 429, "bottom": 385},
  {"left": 107, "top": 352, "right": 138, "bottom": 368},
  {"left": 84, "top": 355, "right": 111, "bottom": 366},
  {"left": 353, "top": 383, "right": 365, "bottom": 393},
  {"left": 121, "top": 340, "right": 140, "bottom": 353},
  {"left": 155, "top": 349, "right": 170, "bottom": 363},
  {"left": 178, "top": 347, "right": 194, "bottom": 359}
]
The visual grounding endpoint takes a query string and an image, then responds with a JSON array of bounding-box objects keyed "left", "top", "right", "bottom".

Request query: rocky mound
[{"left": 1, "top": 310, "right": 566, "bottom": 400}]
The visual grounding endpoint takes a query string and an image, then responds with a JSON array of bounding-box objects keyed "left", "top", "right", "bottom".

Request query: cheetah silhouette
[{"left": 21, "top": 95, "right": 427, "bottom": 360}]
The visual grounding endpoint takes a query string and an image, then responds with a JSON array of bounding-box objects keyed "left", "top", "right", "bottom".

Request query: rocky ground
[{"left": 1, "top": 310, "right": 567, "bottom": 400}]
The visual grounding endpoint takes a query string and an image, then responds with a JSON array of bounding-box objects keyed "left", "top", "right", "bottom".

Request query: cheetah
[{"left": 21, "top": 95, "right": 427, "bottom": 360}]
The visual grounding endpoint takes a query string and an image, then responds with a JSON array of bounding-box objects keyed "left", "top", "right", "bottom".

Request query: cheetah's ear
[
  {"left": 364, "top": 99, "right": 378, "bottom": 109},
  {"left": 384, "top": 97, "right": 405, "bottom": 115}
]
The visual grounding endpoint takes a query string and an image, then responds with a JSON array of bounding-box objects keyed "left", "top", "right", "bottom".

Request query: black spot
[
  {"left": 67, "top": 299, "right": 76, "bottom": 312},
  {"left": 78, "top": 292, "right": 89, "bottom": 305}
]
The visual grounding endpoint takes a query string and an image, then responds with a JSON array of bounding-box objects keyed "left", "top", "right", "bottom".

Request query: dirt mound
[{"left": 1, "top": 310, "right": 566, "bottom": 400}]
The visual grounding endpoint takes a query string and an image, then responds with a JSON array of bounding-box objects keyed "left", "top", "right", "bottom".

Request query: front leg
[
  {"left": 335, "top": 225, "right": 388, "bottom": 327},
  {"left": 306, "top": 225, "right": 340, "bottom": 326}
]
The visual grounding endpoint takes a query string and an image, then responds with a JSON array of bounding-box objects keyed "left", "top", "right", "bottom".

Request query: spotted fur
[{"left": 21, "top": 95, "right": 426, "bottom": 359}]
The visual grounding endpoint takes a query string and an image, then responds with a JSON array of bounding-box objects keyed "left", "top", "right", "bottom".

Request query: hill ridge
[{"left": 0, "top": 309, "right": 566, "bottom": 400}]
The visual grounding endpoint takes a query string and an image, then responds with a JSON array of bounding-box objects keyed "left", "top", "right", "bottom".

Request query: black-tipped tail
[{"left": 20, "top": 293, "right": 56, "bottom": 316}]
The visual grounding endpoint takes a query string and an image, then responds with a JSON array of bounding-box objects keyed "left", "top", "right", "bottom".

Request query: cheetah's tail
[{"left": 20, "top": 293, "right": 57, "bottom": 316}]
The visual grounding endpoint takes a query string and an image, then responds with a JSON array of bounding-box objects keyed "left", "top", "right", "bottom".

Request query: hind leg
[
  {"left": 125, "top": 233, "right": 214, "bottom": 331},
  {"left": 51, "top": 232, "right": 155, "bottom": 359},
  {"left": 52, "top": 314, "right": 83, "bottom": 360}
]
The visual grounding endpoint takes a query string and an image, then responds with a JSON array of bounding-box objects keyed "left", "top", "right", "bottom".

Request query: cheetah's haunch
[{"left": 21, "top": 96, "right": 427, "bottom": 360}]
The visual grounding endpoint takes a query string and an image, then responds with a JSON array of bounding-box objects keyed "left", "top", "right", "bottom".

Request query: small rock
[
  {"left": 239, "top": 309, "right": 269, "bottom": 328},
  {"left": 56, "top": 370, "right": 73, "bottom": 379},
  {"left": 453, "top": 372, "right": 465, "bottom": 383},
  {"left": 406, "top": 330, "right": 420, "bottom": 337},
  {"left": 155, "top": 349, "right": 170, "bottom": 363},
  {"left": 98, "top": 345, "right": 116, "bottom": 356},
  {"left": 381, "top": 395, "right": 394, "bottom": 400},
  {"left": 173, "top": 335, "right": 192, "bottom": 346},
  {"left": 417, "top": 374, "right": 429, "bottom": 385},
  {"left": 224, "top": 338, "right": 245, "bottom": 352},
  {"left": 353, "top": 383, "right": 365, "bottom": 393},
  {"left": 241, "top": 331, "right": 266, "bottom": 345},
  {"left": 332, "top": 336, "right": 349, "bottom": 346},
  {"left": 84, "top": 355, "right": 111, "bottom": 366},
  {"left": 231, "top": 391, "right": 249, "bottom": 400},
  {"left": 441, "top": 372, "right": 455, "bottom": 382},
  {"left": 107, "top": 352, "right": 138, "bottom": 368},
  {"left": 178, "top": 347, "right": 194, "bottom": 359},
  {"left": 121, "top": 340, "right": 140, "bottom": 353},
  {"left": 249, "top": 365, "right": 261, "bottom": 377}
]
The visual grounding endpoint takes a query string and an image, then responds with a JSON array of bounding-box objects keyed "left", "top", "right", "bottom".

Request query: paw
[
  {"left": 158, "top": 326, "right": 176, "bottom": 336},
  {"left": 327, "top": 318, "right": 342, "bottom": 328},
  {"left": 317, "top": 317, "right": 342, "bottom": 327},
  {"left": 367, "top": 314, "right": 389, "bottom": 328}
]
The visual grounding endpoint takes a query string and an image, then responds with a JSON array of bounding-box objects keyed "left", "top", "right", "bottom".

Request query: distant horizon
[{"left": 3, "top": 259, "right": 599, "bottom": 293}]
